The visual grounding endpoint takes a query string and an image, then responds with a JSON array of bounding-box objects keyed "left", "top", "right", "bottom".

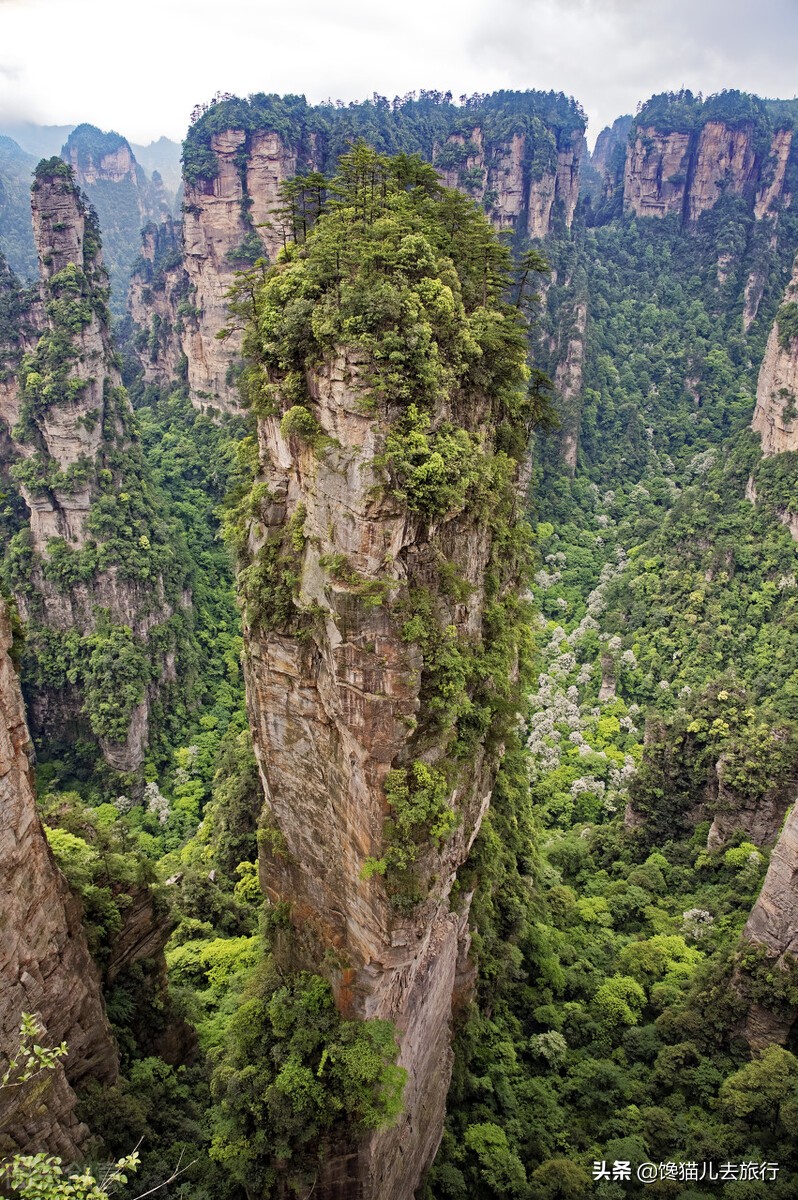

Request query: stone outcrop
[
  {"left": 755, "top": 128, "right": 794, "bottom": 219},
  {"left": 623, "top": 128, "right": 692, "bottom": 219},
  {"left": 591, "top": 116, "right": 632, "bottom": 184},
  {"left": 127, "top": 217, "right": 187, "bottom": 389},
  {"left": 0, "top": 163, "right": 187, "bottom": 770},
  {"left": 0, "top": 598, "right": 118, "bottom": 1157},
  {"left": 105, "top": 883, "right": 174, "bottom": 985},
  {"left": 584, "top": 116, "right": 631, "bottom": 215},
  {"left": 63, "top": 125, "right": 175, "bottom": 311},
  {"left": 434, "top": 125, "right": 584, "bottom": 238},
  {"left": 245, "top": 352, "right": 506, "bottom": 1197},
  {"left": 706, "top": 742, "right": 796, "bottom": 849},
  {"left": 180, "top": 129, "right": 299, "bottom": 408},
  {"left": 751, "top": 255, "right": 798, "bottom": 456},
  {"left": 738, "top": 803, "right": 798, "bottom": 1050},
  {"left": 239, "top": 192, "right": 532, "bottom": 1193},
  {"left": 130, "top": 94, "right": 586, "bottom": 412},
  {"left": 744, "top": 805, "right": 798, "bottom": 957},
  {"left": 624, "top": 122, "right": 794, "bottom": 225},
  {"left": 686, "top": 121, "right": 760, "bottom": 223},
  {"left": 552, "top": 299, "right": 587, "bottom": 471}
]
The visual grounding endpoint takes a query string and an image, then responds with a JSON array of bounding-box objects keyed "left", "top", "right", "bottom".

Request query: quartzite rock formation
[
  {"left": 180, "top": 128, "right": 298, "bottom": 407},
  {"left": 0, "top": 597, "right": 118, "bottom": 1157},
  {"left": 128, "top": 95, "right": 585, "bottom": 413},
  {"left": 126, "top": 216, "right": 187, "bottom": 389},
  {"left": 739, "top": 802, "right": 798, "bottom": 1050},
  {"left": 239, "top": 185, "right": 532, "bottom": 1194},
  {"left": 62, "top": 124, "right": 174, "bottom": 309},
  {"left": 752, "top": 255, "right": 798, "bottom": 458},
  {"left": 0, "top": 162, "right": 186, "bottom": 770},
  {"left": 744, "top": 802, "right": 798, "bottom": 961},
  {"left": 435, "top": 124, "right": 583, "bottom": 238},
  {"left": 244, "top": 350, "right": 500, "bottom": 1197},
  {"left": 623, "top": 122, "right": 794, "bottom": 224}
]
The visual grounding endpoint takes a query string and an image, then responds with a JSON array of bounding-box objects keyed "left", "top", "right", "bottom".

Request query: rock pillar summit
[
  {"left": 233, "top": 151, "right": 537, "bottom": 1198},
  {"left": 0, "top": 161, "right": 190, "bottom": 771}
]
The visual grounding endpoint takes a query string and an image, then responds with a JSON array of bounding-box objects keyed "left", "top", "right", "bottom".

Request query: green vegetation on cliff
[
  {"left": 234, "top": 144, "right": 542, "bottom": 917},
  {"left": 182, "top": 89, "right": 585, "bottom": 217},
  {"left": 6, "top": 85, "right": 798, "bottom": 1200},
  {"left": 423, "top": 95, "right": 798, "bottom": 1199}
]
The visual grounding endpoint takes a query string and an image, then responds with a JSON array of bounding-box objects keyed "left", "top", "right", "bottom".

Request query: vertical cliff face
[
  {"left": 0, "top": 162, "right": 189, "bottom": 771},
  {"left": 129, "top": 92, "right": 586, "bottom": 412},
  {"left": 0, "top": 598, "right": 118, "bottom": 1157},
  {"left": 737, "top": 802, "right": 798, "bottom": 1050},
  {"left": 127, "top": 217, "right": 187, "bottom": 389},
  {"left": 235, "top": 156, "right": 534, "bottom": 1197},
  {"left": 63, "top": 125, "right": 174, "bottom": 312},
  {"left": 686, "top": 121, "right": 760, "bottom": 222},
  {"left": 623, "top": 128, "right": 692, "bottom": 219},
  {"left": 552, "top": 299, "right": 587, "bottom": 472},
  {"left": 434, "top": 124, "right": 584, "bottom": 238},
  {"left": 623, "top": 114, "right": 793, "bottom": 225},
  {"left": 751, "top": 255, "right": 798, "bottom": 457},
  {"left": 590, "top": 116, "right": 632, "bottom": 187},
  {"left": 755, "top": 128, "right": 794, "bottom": 219},
  {"left": 744, "top": 803, "right": 798, "bottom": 961},
  {"left": 180, "top": 129, "right": 300, "bottom": 409}
]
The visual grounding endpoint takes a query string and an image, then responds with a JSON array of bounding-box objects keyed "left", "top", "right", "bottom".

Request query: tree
[
  {"left": 462, "top": 1123, "right": 527, "bottom": 1196},
  {"left": 528, "top": 1158, "right": 592, "bottom": 1200},
  {"left": 719, "top": 1046, "right": 798, "bottom": 1134},
  {"left": 594, "top": 976, "right": 646, "bottom": 1028},
  {"left": 0, "top": 1016, "right": 193, "bottom": 1200}
]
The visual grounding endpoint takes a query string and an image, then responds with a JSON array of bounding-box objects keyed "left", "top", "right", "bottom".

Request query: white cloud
[{"left": 0, "top": 0, "right": 796, "bottom": 145}]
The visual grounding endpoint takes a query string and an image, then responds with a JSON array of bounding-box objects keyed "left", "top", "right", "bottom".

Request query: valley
[{"left": 1, "top": 86, "right": 798, "bottom": 1200}]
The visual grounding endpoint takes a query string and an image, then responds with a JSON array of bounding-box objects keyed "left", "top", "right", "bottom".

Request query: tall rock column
[
  {"left": 0, "top": 597, "right": 118, "bottom": 1157},
  {"left": 181, "top": 130, "right": 298, "bottom": 410},
  {"left": 235, "top": 154, "right": 536, "bottom": 1199},
  {"left": 736, "top": 803, "right": 798, "bottom": 1050},
  {"left": 0, "top": 160, "right": 190, "bottom": 771},
  {"left": 752, "top": 254, "right": 798, "bottom": 457}
]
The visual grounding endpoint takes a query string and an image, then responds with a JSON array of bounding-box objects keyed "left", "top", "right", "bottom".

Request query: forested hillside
[
  {"left": 2, "top": 86, "right": 798, "bottom": 1200},
  {"left": 425, "top": 90, "right": 798, "bottom": 1199}
]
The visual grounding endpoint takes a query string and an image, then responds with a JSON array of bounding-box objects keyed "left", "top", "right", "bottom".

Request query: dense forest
[{"left": 2, "top": 85, "right": 798, "bottom": 1200}]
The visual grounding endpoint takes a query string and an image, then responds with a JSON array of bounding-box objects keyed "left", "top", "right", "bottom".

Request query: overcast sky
[{"left": 1, "top": 0, "right": 797, "bottom": 148}]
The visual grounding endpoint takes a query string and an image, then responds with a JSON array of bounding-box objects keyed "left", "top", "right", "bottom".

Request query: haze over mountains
[{"left": 0, "top": 123, "right": 181, "bottom": 313}]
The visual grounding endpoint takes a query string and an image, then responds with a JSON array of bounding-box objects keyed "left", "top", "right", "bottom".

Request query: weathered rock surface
[
  {"left": 0, "top": 598, "right": 118, "bottom": 1157},
  {"left": 686, "top": 121, "right": 759, "bottom": 223},
  {"left": 707, "top": 744, "right": 795, "bottom": 849},
  {"left": 623, "top": 128, "right": 692, "bottom": 219},
  {"left": 243, "top": 338, "right": 525, "bottom": 1197},
  {"left": 583, "top": 115, "right": 631, "bottom": 215},
  {"left": 624, "top": 123, "right": 793, "bottom": 224},
  {"left": 181, "top": 129, "right": 300, "bottom": 409},
  {"left": 434, "top": 124, "right": 584, "bottom": 238},
  {"left": 738, "top": 802, "right": 798, "bottom": 1050},
  {"left": 755, "top": 128, "right": 794, "bottom": 219},
  {"left": 105, "top": 883, "right": 174, "bottom": 985},
  {"left": 131, "top": 98, "right": 585, "bottom": 412},
  {"left": 553, "top": 299, "right": 587, "bottom": 471},
  {"left": 752, "top": 255, "right": 798, "bottom": 456},
  {"left": 127, "top": 217, "right": 187, "bottom": 388},
  {"left": 591, "top": 116, "right": 632, "bottom": 184},
  {"left": 63, "top": 125, "right": 175, "bottom": 311},
  {"left": 0, "top": 164, "right": 184, "bottom": 769},
  {"left": 744, "top": 803, "right": 798, "bottom": 958}
]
